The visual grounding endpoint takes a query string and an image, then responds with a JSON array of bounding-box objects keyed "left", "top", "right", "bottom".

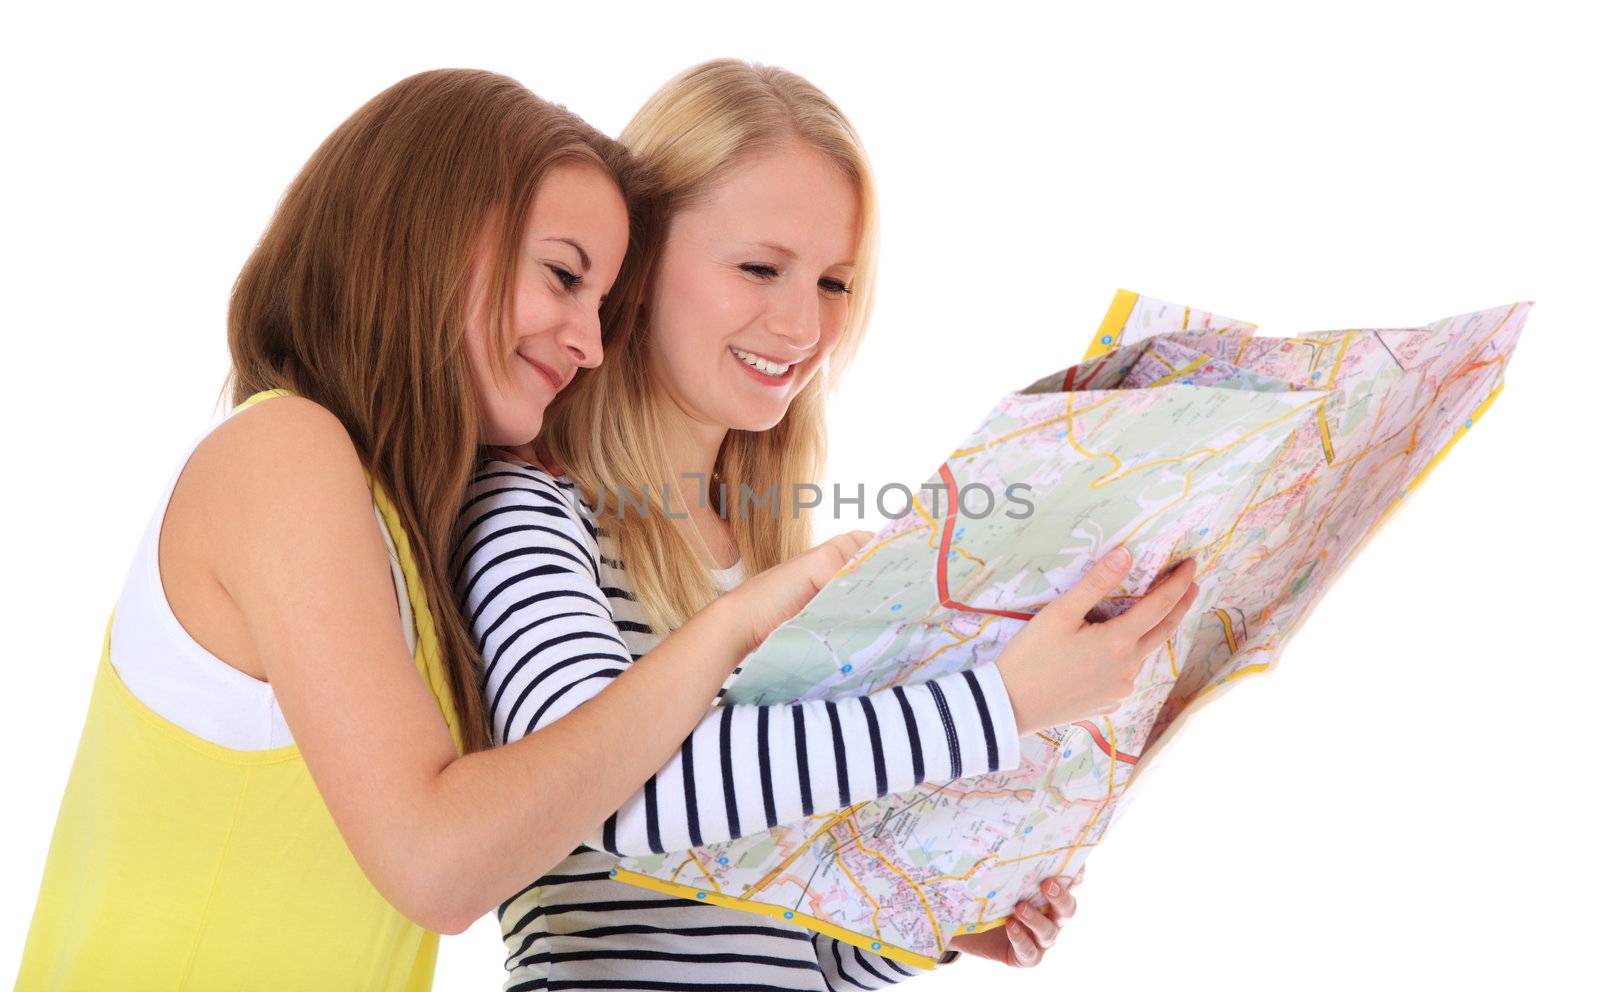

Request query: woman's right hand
[
  {"left": 723, "top": 530, "right": 875, "bottom": 652},
  {"left": 997, "top": 549, "right": 1200, "bottom": 735}
]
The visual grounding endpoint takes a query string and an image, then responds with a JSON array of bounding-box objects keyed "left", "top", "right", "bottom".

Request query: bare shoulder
[
  {"left": 181, "top": 394, "right": 382, "bottom": 585},
  {"left": 203, "top": 394, "right": 362, "bottom": 480},
  {"left": 158, "top": 394, "right": 391, "bottom": 678}
]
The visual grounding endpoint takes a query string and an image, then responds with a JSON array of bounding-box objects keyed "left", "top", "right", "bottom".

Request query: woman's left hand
[{"left": 946, "top": 868, "right": 1082, "bottom": 968}]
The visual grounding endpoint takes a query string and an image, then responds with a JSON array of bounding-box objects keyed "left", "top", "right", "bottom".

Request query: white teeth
[{"left": 731, "top": 347, "right": 792, "bottom": 377}]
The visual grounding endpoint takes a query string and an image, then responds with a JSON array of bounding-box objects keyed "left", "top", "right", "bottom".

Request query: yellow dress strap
[
  {"left": 233, "top": 386, "right": 465, "bottom": 755},
  {"left": 234, "top": 386, "right": 293, "bottom": 412},
  {"left": 372, "top": 478, "right": 466, "bottom": 755}
]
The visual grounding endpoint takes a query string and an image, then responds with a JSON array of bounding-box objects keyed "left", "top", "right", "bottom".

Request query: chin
[
  {"left": 486, "top": 411, "right": 544, "bottom": 449},
  {"left": 728, "top": 407, "right": 790, "bottom": 434},
  {"left": 704, "top": 376, "right": 796, "bottom": 432}
]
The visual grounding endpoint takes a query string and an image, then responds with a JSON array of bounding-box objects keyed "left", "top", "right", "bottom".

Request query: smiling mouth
[
  {"left": 729, "top": 346, "right": 798, "bottom": 379},
  {"left": 521, "top": 354, "right": 564, "bottom": 392}
]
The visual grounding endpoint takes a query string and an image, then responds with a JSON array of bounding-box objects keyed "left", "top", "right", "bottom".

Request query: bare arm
[
  {"left": 206, "top": 397, "right": 777, "bottom": 934},
  {"left": 205, "top": 397, "right": 1195, "bottom": 936}
]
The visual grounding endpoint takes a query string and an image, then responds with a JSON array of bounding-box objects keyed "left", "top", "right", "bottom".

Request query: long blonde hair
[
  {"left": 227, "top": 69, "right": 640, "bottom": 752},
  {"left": 540, "top": 59, "right": 880, "bottom": 635}
]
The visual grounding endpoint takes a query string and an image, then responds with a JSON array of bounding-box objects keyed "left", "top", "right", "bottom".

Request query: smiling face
[
  {"left": 647, "top": 141, "right": 860, "bottom": 433},
  {"left": 465, "top": 161, "right": 629, "bottom": 447}
]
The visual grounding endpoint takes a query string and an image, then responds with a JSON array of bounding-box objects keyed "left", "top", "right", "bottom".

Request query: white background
[{"left": 3, "top": 2, "right": 1594, "bottom": 988}]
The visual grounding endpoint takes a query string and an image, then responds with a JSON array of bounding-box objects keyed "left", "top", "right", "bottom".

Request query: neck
[
  {"left": 661, "top": 409, "right": 727, "bottom": 518},
  {"left": 668, "top": 422, "right": 726, "bottom": 495},
  {"left": 657, "top": 394, "right": 737, "bottom": 567}
]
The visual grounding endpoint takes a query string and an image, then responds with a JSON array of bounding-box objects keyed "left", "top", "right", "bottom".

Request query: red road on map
[
  {"left": 933, "top": 463, "right": 1033, "bottom": 622},
  {"left": 934, "top": 463, "right": 1142, "bottom": 766}
]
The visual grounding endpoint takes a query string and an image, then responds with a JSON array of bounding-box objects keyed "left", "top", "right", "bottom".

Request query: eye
[
  {"left": 547, "top": 264, "right": 582, "bottom": 292},
  {"left": 819, "top": 277, "right": 852, "bottom": 298},
  {"left": 739, "top": 263, "right": 780, "bottom": 280}
]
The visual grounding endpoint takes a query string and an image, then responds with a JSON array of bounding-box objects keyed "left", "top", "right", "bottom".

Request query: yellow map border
[
  {"left": 614, "top": 289, "right": 1510, "bottom": 971},
  {"left": 1084, "top": 287, "right": 1142, "bottom": 360},
  {"left": 610, "top": 865, "right": 952, "bottom": 969}
]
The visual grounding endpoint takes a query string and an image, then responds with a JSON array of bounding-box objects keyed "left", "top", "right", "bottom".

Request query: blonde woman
[{"left": 455, "top": 61, "right": 1200, "bottom": 988}]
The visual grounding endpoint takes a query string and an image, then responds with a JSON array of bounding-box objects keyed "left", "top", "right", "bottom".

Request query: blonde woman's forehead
[{"left": 678, "top": 146, "right": 860, "bottom": 264}]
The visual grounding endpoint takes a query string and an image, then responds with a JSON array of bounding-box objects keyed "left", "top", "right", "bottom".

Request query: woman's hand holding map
[{"left": 998, "top": 550, "right": 1200, "bottom": 735}]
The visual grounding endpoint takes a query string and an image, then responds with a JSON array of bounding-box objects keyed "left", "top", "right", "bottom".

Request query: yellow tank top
[{"left": 16, "top": 389, "right": 465, "bottom": 991}]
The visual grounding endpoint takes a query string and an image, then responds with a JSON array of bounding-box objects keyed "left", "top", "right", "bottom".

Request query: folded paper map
[{"left": 613, "top": 289, "right": 1531, "bottom": 968}]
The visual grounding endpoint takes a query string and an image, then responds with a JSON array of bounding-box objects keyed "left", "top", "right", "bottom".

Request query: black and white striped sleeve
[
  {"left": 452, "top": 462, "right": 627, "bottom": 747},
  {"left": 452, "top": 460, "right": 1022, "bottom": 858}
]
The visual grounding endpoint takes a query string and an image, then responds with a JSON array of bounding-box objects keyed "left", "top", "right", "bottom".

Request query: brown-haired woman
[{"left": 15, "top": 68, "right": 879, "bottom": 990}]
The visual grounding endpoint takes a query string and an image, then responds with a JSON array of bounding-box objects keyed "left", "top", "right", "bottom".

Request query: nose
[
  {"left": 558, "top": 308, "right": 604, "bottom": 370},
  {"left": 768, "top": 279, "right": 823, "bottom": 353}
]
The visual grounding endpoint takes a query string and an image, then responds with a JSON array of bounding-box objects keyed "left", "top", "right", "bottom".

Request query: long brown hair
[
  {"left": 226, "top": 68, "right": 637, "bottom": 752},
  {"left": 541, "top": 59, "right": 879, "bottom": 635}
]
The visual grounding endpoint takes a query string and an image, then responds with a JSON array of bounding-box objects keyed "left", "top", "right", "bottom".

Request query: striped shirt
[{"left": 452, "top": 458, "right": 1022, "bottom": 991}]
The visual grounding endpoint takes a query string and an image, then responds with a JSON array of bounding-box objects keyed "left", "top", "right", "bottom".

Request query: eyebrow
[
  {"left": 750, "top": 240, "right": 797, "bottom": 260},
  {"left": 746, "top": 240, "right": 855, "bottom": 269},
  {"left": 548, "top": 237, "right": 592, "bottom": 272}
]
